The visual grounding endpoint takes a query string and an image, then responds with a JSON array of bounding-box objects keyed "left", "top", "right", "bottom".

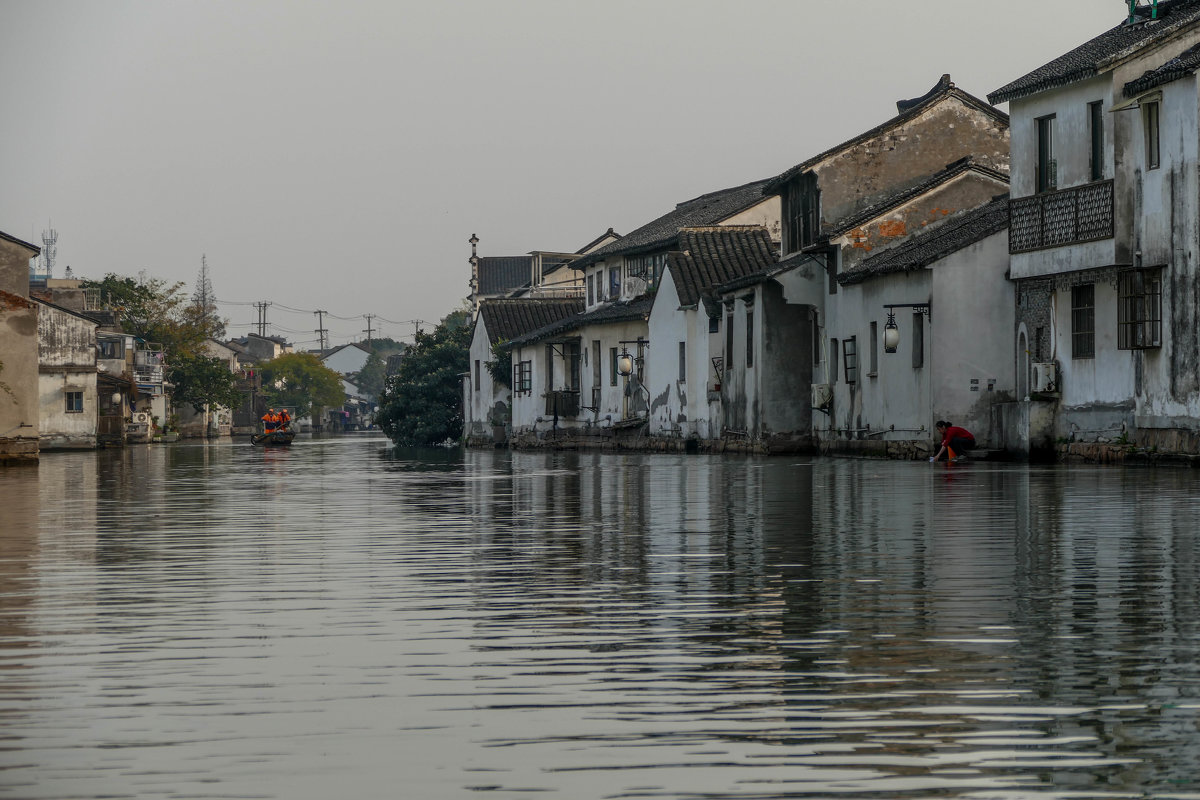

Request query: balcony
[
  {"left": 544, "top": 390, "right": 580, "bottom": 417},
  {"left": 1010, "top": 180, "right": 1114, "bottom": 254}
]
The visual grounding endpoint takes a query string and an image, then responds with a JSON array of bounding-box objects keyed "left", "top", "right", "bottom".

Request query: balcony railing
[
  {"left": 1010, "top": 179, "right": 1114, "bottom": 254},
  {"left": 544, "top": 390, "right": 580, "bottom": 417}
]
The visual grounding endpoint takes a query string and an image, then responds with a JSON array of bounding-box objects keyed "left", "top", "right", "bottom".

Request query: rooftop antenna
[{"left": 40, "top": 226, "right": 58, "bottom": 278}]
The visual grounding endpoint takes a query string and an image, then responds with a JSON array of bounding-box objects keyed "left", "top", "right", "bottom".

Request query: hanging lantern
[
  {"left": 883, "top": 312, "right": 900, "bottom": 354},
  {"left": 616, "top": 350, "right": 635, "bottom": 377}
]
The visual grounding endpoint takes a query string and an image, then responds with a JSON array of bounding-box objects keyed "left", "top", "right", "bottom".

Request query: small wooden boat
[{"left": 251, "top": 428, "right": 296, "bottom": 447}]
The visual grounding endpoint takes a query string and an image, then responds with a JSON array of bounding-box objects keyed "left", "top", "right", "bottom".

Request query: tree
[
  {"left": 376, "top": 310, "right": 471, "bottom": 446},
  {"left": 355, "top": 350, "right": 386, "bottom": 400},
  {"left": 82, "top": 272, "right": 224, "bottom": 359},
  {"left": 190, "top": 254, "right": 225, "bottom": 339},
  {"left": 258, "top": 352, "right": 345, "bottom": 420},
  {"left": 168, "top": 352, "right": 243, "bottom": 413}
]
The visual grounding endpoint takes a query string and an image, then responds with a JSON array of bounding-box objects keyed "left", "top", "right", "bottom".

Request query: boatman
[
  {"left": 262, "top": 408, "right": 278, "bottom": 432},
  {"left": 278, "top": 408, "right": 292, "bottom": 430}
]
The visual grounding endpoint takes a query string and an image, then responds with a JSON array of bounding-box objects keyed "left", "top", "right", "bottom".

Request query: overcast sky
[{"left": 2, "top": 1, "right": 1124, "bottom": 348}]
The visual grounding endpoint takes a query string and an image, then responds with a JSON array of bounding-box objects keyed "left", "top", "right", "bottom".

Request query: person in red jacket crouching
[{"left": 931, "top": 420, "right": 975, "bottom": 462}]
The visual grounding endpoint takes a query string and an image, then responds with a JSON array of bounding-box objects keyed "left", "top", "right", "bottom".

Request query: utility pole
[
  {"left": 315, "top": 310, "right": 328, "bottom": 352},
  {"left": 254, "top": 301, "right": 272, "bottom": 337},
  {"left": 362, "top": 314, "right": 375, "bottom": 349}
]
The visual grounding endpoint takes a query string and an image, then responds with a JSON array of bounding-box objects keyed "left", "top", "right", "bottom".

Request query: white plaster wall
[
  {"left": 722, "top": 197, "right": 782, "bottom": 243},
  {"left": 646, "top": 274, "right": 715, "bottom": 439},
  {"left": 929, "top": 232, "right": 1016, "bottom": 442},
  {"left": 38, "top": 372, "right": 98, "bottom": 448},
  {"left": 322, "top": 345, "right": 369, "bottom": 376}
]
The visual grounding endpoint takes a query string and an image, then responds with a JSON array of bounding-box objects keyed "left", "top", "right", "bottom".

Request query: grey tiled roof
[
  {"left": 507, "top": 297, "right": 653, "bottom": 347},
  {"left": 1124, "top": 41, "right": 1200, "bottom": 94},
  {"left": 989, "top": 0, "right": 1200, "bottom": 104},
  {"left": 765, "top": 77, "right": 1007, "bottom": 193},
  {"left": 476, "top": 256, "right": 533, "bottom": 295},
  {"left": 825, "top": 157, "right": 1009, "bottom": 239},
  {"left": 476, "top": 298, "right": 584, "bottom": 346},
  {"left": 571, "top": 180, "right": 774, "bottom": 271},
  {"left": 666, "top": 227, "right": 779, "bottom": 307},
  {"left": 839, "top": 195, "right": 1009, "bottom": 286}
]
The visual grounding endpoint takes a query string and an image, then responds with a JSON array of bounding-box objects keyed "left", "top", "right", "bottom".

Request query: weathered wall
[
  {"left": 36, "top": 302, "right": 98, "bottom": 450},
  {"left": 814, "top": 95, "right": 1010, "bottom": 231},
  {"left": 1, "top": 237, "right": 40, "bottom": 462},
  {"left": 839, "top": 172, "right": 1010, "bottom": 270}
]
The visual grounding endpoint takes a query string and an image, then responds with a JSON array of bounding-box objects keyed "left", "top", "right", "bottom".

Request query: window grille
[
  {"left": 842, "top": 337, "right": 857, "bottom": 384},
  {"left": 1118, "top": 269, "right": 1162, "bottom": 349}
]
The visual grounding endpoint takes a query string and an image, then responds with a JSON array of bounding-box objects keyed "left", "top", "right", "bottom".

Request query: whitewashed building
[
  {"left": 464, "top": 298, "right": 582, "bottom": 446},
  {"left": 989, "top": 1, "right": 1200, "bottom": 453},
  {"left": 36, "top": 299, "right": 99, "bottom": 450},
  {"left": 646, "top": 226, "right": 778, "bottom": 443}
]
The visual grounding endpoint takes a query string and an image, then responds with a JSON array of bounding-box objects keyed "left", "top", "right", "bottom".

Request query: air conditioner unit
[
  {"left": 134, "top": 412, "right": 150, "bottom": 424},
  {"left": 811, "top": 383, "right": 833, "bottom": 411},
  {"left": 1032, "top": 362, "right": 1058, "bottom": 393}
]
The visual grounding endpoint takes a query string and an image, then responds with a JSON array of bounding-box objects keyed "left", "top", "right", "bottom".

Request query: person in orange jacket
[
  {"left": 262, "top": 408, "right": 278, "bottom": 432},
  {"left": 278, "top": 408, "right": 292, "bottom": 430}
]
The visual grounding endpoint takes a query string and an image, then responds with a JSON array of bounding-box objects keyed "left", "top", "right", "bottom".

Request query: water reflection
[{"left": 1, "top": 441, "right": 1199, "bottom": 798}]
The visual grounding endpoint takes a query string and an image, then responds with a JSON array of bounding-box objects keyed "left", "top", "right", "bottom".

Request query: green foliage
[
  {"left": 486, "top": 340, "right": 511, "bottom": 387},
  {"left": 168, "top": 353, "right": 243, "bottom": 413},
  {"left": 83, "top": 273, "right": 226, "bottom": 359},
  {"left": 258, "top": 352, "right": 346, "bottom": 419},
  {"left": 355, "top": 350, "right": 386, "bottom": 400},
  {"left": 376, "top": 311, "right": 471, "bottom": 446},
  {"left": 367, "top": 336, "right": 406, "bottom": 355}
]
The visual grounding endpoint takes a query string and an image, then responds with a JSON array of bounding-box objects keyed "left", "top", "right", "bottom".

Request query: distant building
[{"left": 35, "top": 299, "right": 100, "bottom": 450}]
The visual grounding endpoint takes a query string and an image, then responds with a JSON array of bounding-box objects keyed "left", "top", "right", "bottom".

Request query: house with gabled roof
[
  {"left": 503, "top": 180, "right": 780, "bottom": 448},
  {"left": 760, "top": 74, "right": 1011, "bottom": 454},
  {"left": 646, "top": 226, "right": 778, "bottom": 443},
  {"left": 464, "top": 297, "right": 582, "bottom": 446},
  {"left": 35, "top": 298, "right": 99, "bottom": 450},
  {"left": 466, "top": 229, "right": 620, "bottom": 311},
  {"left": 988, "top": 0, "right": 1200, "bottom": 456},
  {"left": 830, "top": 196, "right": 1013, "bottom": 455}
]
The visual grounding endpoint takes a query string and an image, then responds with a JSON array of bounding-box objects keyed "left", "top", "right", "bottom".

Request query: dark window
[
  {"left": 827, "top": 254, "right": 838, "bottom": 295},
  {"left": 812, "top": 310, "right": 821, "bottom": 365},
  {"left": 1144, "top": 101, "right": 1161, "bottom": 170},
  {"left": 745, "top": 311, "right": 754, "bottom": 368},
  {"left": 587, "top": 274, "right": 594, "bottom": 305},
  {"left": 829, "top": 338, "right": 839, "bottom": 382},
  {"left": 842, "top": 337, "right": 857, "bottom": 384},
  {"left": 912, "top": 313, "right": 924, "bottom": 369},
  {"left": 1037, "top": 115, "right": 1056, "bottom": 192},
  {"left": 609, "top": 267, "right": 621, "bottom": 298},
  {"left": 678, "top": 342, "right": 686, "bottom": 382},
  {"left": 1089, "top": 101, "right": 1105, "bottom": 181},
  {"left": 564, "top": 341, "right": 581, "bottom": 391},
  {"left": 725, "top": 314, "right": 734, "bottom": 370},
  {"left": 1071, "top": 284, "right": 1095, "bottom": 359},
  {"left": 474, "top": 359, "right": 480, "bottom": 391},
  {"left": 609, "top": 347, "right": 619, "bottom": 386},
  {"left": 784, "top": 172, "right": 820, "bottom": 254},
  {"left": 1118, "top": 269, "right": 1162, "bottom": 349},
  {"left": 708, "top": 314, "right": 719, "bottom": 334},
  {"left": 65, "top": 391, "right": 83, "bottom": 413},
  {"left": 869, "top": 321, "right": 878, "bottom": 375}
]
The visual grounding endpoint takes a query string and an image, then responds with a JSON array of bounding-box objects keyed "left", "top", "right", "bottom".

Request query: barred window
[
  {"left": 65, "top": 391, "right": 84, "bottom": 413},
  {"left": 1117, "top": 269, "right": 1162, "bottom": 350},
  {"left": 1071, "top": 284, "right": 1095, "bottom": 359}
]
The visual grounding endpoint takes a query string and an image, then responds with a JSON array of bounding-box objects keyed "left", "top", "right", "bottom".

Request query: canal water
[{"left": 2, "top": 437, "right": 1200, "bottom": 799}]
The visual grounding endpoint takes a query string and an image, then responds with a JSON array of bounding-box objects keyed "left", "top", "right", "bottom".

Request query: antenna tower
[{"left": 38, "top": 227, "right": 58, "bottom": 279}]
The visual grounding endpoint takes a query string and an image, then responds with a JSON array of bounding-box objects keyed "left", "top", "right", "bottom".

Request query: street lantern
[
  {"left": 616, "top": 350, "right": 635, "bottom": 377},
  {"left": 883, "top": 312, "right": 900, "bottom": 353}
]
